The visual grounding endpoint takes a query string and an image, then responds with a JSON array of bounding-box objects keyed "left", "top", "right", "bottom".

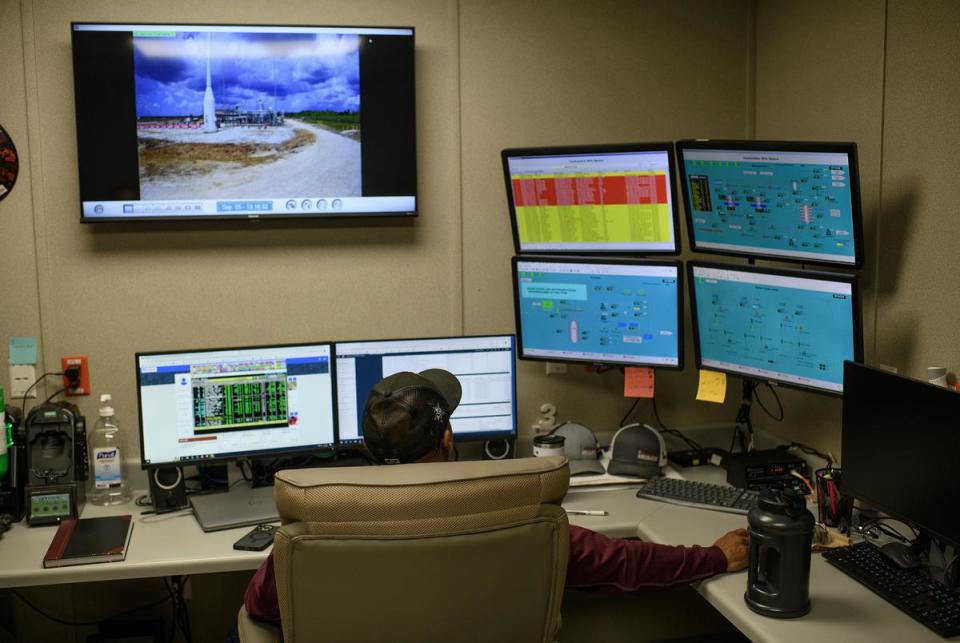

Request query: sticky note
[
  {"left": 624, "top": 367, "right": 655, "bottom": 398},
  {"left": 8, "top": 337, "right": 37, "bottom": 365},
  {"left": 696, "top": 369, "right": 727, "bottom": 403}
]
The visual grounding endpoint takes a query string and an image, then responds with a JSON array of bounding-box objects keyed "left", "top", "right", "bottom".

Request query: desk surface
[
  {"left": 0, "top": 468, "right": 950, "bottom": 643},
  {"left": 0, "top": 492, "right": 267, "bottom": 589},
  {"left": 565, "top": 468, "right": 949, "bottom": 643}
]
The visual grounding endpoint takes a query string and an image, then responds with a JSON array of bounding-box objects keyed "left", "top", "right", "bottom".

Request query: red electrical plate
[{"left": 61, "top": 355, "right": 90, "bottom": 396}]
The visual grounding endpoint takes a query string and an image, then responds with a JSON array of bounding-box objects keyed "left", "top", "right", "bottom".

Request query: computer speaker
[
  {"left": 148, "top": 466, "right": 188, "bottom": 513},
  {"left": 483, "top": 439, "right": 513, "bottom": 460}
]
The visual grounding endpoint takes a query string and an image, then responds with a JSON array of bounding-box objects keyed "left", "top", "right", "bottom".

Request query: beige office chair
[{"left": 237, "top": 455, "right": 570, "bottom": 643}]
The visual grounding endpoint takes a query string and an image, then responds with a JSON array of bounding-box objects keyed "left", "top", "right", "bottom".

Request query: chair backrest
[{"left": 270, "top": 456, "right": 570, "bottom": 643}]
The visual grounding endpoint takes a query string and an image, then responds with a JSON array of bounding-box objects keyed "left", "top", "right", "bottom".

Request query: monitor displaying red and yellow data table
[{"left": 502, "top": 143, "right": 681, "bottom": 255}]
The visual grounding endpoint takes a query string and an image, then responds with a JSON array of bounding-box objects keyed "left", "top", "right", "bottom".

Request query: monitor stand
[
  {"left": 189, "top": 483, "right": 279, "bottom": 532},
  {"left": 733, "top": 378, "right": 758, "bottom": 452}
]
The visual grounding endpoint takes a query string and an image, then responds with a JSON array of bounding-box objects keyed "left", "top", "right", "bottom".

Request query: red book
[{"left": 42, "top": 515, "right": 134, "bottom": 568}]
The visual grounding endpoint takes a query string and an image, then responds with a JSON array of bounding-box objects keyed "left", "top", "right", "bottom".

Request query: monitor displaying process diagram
[{"left": 512, "top": 257, "right": 682, "bottom": 367}]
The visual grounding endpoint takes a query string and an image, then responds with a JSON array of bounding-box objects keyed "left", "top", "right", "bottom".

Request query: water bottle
[
  {"left": 90, "top": 394, "right": 131, "bottom": 505},
  {"left": 745, "top": 488, "right": 815, "bottom": 618}
]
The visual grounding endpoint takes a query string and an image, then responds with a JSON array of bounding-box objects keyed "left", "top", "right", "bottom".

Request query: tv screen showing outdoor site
[{"left": 72, "top": 23, "right": 416, "bottom": 221}]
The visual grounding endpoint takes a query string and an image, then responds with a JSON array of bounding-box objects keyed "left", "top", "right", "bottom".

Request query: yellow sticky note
[
  {"left": 624, "top": 367, "right": 655, "bottom": 398},
  {"left": 696, "top": 369, "right": 727, "bottom": 403}
]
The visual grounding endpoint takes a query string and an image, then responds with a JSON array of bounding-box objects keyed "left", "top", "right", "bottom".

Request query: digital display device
[
  {"left": 136, "top": 343, "right": 336, "bottom": 466},
  {"left": 676, "top": 140, "right": 863, "bottom": 266},
  {"left": 502, "top": 144, "right": 681, "bottom": 255},
  {"left": 841, "top": 361, "right": 960, "bottom": 546},
  {"left": 512, "top": 257, "right": 683, "bottom": 367},
  {"left": 72, "top": 23, "right": 416, "bottom": 221},
  {"left": 688, "top": 262, "right": 862, "bottom": 394},
  {"left": 335, "top": 335, "right": 517, "bottom": 443}
]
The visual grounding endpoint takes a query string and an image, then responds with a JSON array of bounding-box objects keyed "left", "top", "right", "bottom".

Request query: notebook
[{"left": 43, "top": 515, "right": 134, "bottom": 568}]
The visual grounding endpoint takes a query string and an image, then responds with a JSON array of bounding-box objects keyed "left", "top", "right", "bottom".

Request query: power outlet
[
  {"left": 10, "top": 364, "right": 37, "bottom": 398},
  {"left": 61, "top": 355, "right": 90, "bottom": 396}
]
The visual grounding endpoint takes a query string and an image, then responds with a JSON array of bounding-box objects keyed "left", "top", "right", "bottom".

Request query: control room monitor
[
  {"left": 136, "top": 343, "right": 336, "bottom": 467},
  {"left": 335, "top": 335, "right": 517, "bottom": 444},
  {"left": 688, "top": 262, "right": 862, "bottom": 394},
  {"left": 72, "top": 23, "right": 416, "bottom": 221},
  {"left": 512, "top": 257, "right": 683, "bottom": 368},
  {"left": 676, "top": 140, "right": 863, "bottom": 266},
  {"left": 841, "top": 361, "right": 960, "bottom": 546},
  {"left": 502, "top": 143, "right": 681, "bottom": 255}
]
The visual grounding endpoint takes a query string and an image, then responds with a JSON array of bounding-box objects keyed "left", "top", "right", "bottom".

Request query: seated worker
[{"left": 244, "top": 369, "right": 749, "bottom": 622}]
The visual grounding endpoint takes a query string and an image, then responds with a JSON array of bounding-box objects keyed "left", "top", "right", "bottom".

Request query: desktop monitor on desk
[
  {"left": 676, "top": 140, "right": 864, "bottom": 267},
  {"left": 512, "top": 256, "right": 683, "bottom": 368},
  {"left": 335, "top": 335, "right": 517, "bottom": 444},
  {"left": 502, "top": 143, "right": 682, "bottom": 255},
  {"left": 136, "top": 342, "right": 337, "bottom": 465},
  {"left": 687, "top": 261, "right": 862, "bottom": 394},
  {"left": 136, "top": 342, "right": 337, "bottom": 530},
  {"left": 841, "top": 361, "right": 960, "bottom": 546}
]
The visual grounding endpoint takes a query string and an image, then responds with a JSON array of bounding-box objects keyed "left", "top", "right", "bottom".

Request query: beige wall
[
  {"left": 753, "top": 0, "right": 960, "bottom": 457},
  {"left": 460, "top": 0, "right": 754, "bottom": 437},
  {"left": 878, "top": 0, "right": 960, "bottom": 376},
  {"left": 752, "top": 0, "right": 886, "bottom": 455}
]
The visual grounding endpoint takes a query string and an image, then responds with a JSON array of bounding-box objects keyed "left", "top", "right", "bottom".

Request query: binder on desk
[{"left": 42, "top": 515, "right": 133, "bottom": 568}]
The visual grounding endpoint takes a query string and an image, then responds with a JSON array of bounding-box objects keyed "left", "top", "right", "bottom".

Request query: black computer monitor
[
  {"left": 502, "top": 143, "right": 681, "bottom": 255},
  {"left": 136, "top": 342, "right": 337, "bottom": 467},
  {"left": 335, "top": 335, "right": 517, "bottom": 444},
  {"left": 841, "top": 361, "right": 960, "bottom": 546},
  {"left": 512, "top": 256, "right": 683, "bottom": 368},
  {"left": 72, "top": 22, "right": 416, "bottom": 221},
  {"left": 676, "top": 140, "right": 863, "bottom": 267},
  {"left": 688, "top": 261, "right": 862, "bottom": 394}
]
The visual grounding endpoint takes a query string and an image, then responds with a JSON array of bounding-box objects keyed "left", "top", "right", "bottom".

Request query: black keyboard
[
  {"left": 823, "top": 541, "right": 960, "bottom": 637},
  {"left": 635, "top": 477, "right": 759, "bottom": 515}
]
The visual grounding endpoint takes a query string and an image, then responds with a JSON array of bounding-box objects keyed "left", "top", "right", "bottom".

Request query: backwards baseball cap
[
  {"left": 362, "top": 369, "right": 462, "bottom": 465},
  {"left": 606, "top": 423, "right": 666, "bottom": 478},
  {"left": 551, "top": 422, "right": 605, "bottom": 475}
]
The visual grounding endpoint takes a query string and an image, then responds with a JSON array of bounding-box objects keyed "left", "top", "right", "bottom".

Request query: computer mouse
[{"left": 879, "top": 542, "right": 921, "bottom": 570}]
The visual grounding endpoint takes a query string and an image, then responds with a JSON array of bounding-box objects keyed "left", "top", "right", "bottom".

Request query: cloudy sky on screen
[{"left": 133, "top": 31, "right": 360, "bottom": 118}]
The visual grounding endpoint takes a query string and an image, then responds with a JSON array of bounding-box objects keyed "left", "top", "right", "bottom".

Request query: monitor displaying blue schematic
[
  {"left": 335, "top": 335, "right": 517, "bottom": 444},
  {"left": 688, "top": 262, "right": 862, "bottom": 394},
  {"left": 136, "top": 343, "right": 337, "bottom": 467},
  {"left": 512, "top": 257, "right": 682, "bottom": 367},
  {"left": 676, "top": 140, "right": 863, "bottom": 266}
]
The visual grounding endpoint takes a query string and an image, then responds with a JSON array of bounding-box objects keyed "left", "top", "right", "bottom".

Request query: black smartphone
[{"left": 233, "top": 524, "right": 278, "bottom": 551}]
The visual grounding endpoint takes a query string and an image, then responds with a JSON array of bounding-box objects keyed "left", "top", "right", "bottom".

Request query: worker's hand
[{"left": 713, "top": 528, "right": 750, "bottom": 572}]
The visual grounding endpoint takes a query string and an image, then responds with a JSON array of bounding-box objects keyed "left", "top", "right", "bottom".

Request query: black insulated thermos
[{"left": 745, "top": 488, "right": 815, "bottom": 618}]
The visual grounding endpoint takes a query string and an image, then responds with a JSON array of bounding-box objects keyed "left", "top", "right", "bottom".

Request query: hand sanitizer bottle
[{"left": 90, "top": 394, "right": 131, "bottom": 505}]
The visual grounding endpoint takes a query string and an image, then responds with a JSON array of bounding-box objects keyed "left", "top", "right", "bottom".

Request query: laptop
[{"left": 189, "top": 485, "right": 279, "bottom": 532}]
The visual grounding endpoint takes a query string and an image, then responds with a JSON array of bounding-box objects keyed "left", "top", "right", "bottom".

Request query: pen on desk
[{"left": 566, "top": 510, "right": 608, "bottom": 516}]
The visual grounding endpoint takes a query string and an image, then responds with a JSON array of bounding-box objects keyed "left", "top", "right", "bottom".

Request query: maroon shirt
[{"left": 244, "top": 524, "right": 728, "bottom": 623}]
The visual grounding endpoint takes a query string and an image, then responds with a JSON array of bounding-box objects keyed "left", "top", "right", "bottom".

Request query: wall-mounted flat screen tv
[{"left": 72, "top": 23, "right": 416, "bottom": 222}]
